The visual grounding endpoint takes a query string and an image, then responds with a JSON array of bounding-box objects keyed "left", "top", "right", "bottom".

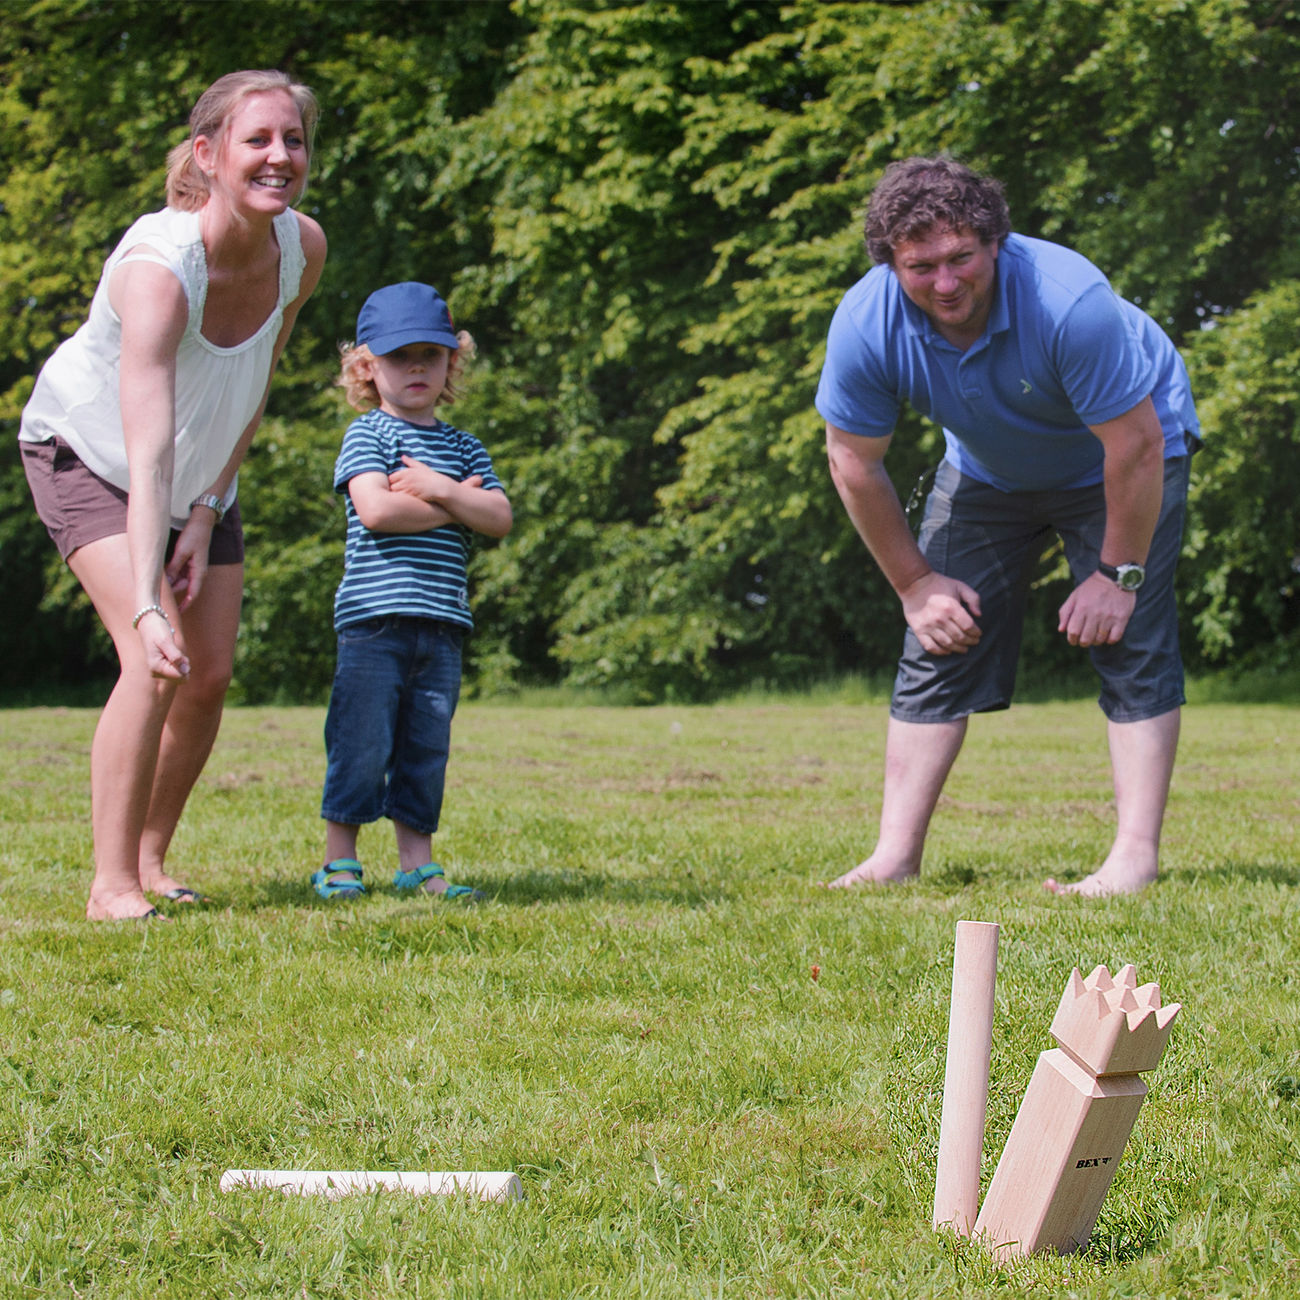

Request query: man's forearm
[
  {"left": 830, "top": 449, "right": 931, "bottom": 595},
  {"left": 1101, "top": 461, "right": 1162, "bottom": 574}
]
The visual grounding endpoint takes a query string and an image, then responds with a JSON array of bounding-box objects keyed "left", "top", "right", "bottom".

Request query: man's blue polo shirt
[{"left": 815, "top": 234, "right": 1199, "bottom": 491}]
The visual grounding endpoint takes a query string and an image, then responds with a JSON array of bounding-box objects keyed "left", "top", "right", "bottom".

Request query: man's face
[{"left": 891, "top": 226, "right": 1000, "bottom": 349}]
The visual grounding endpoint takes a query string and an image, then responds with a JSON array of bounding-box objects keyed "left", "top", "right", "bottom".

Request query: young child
[{"left": 313, "top": 281, "right": 512, "bottom": 901}]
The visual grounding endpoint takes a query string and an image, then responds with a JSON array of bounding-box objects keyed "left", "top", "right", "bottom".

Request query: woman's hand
[
  {"left": 165, "top": 510, "right": 215, "bottom": 610},
  {"left": 135, "top": 607, "right": 190, "bottom": 680}
]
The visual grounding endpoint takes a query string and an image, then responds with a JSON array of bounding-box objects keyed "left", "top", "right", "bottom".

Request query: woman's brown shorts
[{"left": 21, "top": 437, "right": 244, "bottom": 564}]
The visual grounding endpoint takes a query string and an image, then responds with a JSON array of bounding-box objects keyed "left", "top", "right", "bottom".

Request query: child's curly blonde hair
[{"left": 337, "top": 331, "right": 477, "bottom": 412}]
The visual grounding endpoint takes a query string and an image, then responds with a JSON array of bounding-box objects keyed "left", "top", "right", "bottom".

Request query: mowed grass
[{"left": 0, "top": 694, "right": 1297, "bottom": 1298}]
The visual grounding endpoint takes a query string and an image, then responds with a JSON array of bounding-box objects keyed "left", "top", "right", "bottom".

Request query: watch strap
[
  {"left": 1097, "top": 560, "right": 1145, "bottom": 591},
  {"left": 191, "top": 493, "right": 227, "bottom": 523}
]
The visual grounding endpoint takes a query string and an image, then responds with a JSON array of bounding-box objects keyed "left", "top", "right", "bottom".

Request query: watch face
[{"left": 1116, "top": 564, "right": 1145, "bottom": 591}]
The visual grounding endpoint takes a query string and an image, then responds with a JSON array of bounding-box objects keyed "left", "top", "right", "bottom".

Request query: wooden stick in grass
[{"left": 933, "top": 919, "right": 1000, "bottom": 1235}]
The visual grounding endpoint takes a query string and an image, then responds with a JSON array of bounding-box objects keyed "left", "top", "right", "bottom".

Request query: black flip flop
[{"left": 161, "top": 887, "right": 209, "bottom": 904}]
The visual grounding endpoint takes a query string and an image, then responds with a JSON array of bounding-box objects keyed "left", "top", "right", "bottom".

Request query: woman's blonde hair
[
  {"left": 165, "top": 69, "right": 319, "bottom": 212},
  {"left": 337, "top": 333, "right": 478, "bottom": 413}
]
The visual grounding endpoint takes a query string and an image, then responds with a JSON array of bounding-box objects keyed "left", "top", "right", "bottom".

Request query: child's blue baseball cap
[{"left": 356, "top": 282, "right": 460, "bottom": 355}]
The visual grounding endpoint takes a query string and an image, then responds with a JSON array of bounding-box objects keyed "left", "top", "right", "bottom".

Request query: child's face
[{"left": 367, "top": 343, "right": 451, "bottom": 423}]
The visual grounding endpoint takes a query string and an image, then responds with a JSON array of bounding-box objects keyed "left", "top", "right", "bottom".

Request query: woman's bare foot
[
  {"left": 140, "top": 870, "right": 205, "bottom": 902},
  {"left": 822, "top": 854, "right": 920, "bottom": 888},
  {"left": 86, "top": 888, "right": 167, "bottom": 921}
]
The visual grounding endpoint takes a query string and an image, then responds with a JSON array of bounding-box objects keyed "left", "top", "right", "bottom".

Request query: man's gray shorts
[{"left": 891, "top": 448, "right": 1194, "bottom": 725}]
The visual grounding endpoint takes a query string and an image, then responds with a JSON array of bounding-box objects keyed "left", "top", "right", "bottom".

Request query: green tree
[
  {"left": 0, "top": 0, "right": 528, "bottom": 701},
  {"left": 1181, "top": 283, "right": 1300, "bottom": 669},
  {"left": 556, "top": 0, "right": 1300, "bottom": 696},
  {"left": 438, "top": 0, "right": 800, "bottom": 695},
  {"left": 3, "top": 0, "right": 1298, "bottom": 702}
]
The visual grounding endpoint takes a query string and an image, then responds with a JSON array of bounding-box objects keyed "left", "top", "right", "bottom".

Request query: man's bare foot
[
  {"left": 822, "top": 856, "right": 920, "bottom": 888},
  {"left": 86, "top": 889, "right": 167, "bottom": 921},
  {"left": 1044, "top": 856, "right": 1158, "bottom": 898}
]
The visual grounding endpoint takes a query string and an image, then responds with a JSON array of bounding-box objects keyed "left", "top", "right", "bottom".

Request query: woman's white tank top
[{"left": 19, "top": 206, "right": 305, "bottom": 526}]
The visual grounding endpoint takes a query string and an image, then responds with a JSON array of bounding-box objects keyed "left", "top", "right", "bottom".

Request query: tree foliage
[
  {"left": 1181, "top": 282, "right": 1300, "bottom": 668},
  {"left": 2, "top": 0, "right": 1297, "bottom": 702}
]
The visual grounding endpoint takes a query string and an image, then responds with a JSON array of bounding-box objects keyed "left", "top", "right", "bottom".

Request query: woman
[{"left": 19, "top": 70, "right": 328, "bottom": 919}]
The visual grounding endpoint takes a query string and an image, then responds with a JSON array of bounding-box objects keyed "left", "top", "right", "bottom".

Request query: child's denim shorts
[
  {"left": 891, "top": 449, "right": 1193, "bottom": 725},
  {"left": 321, "top": 614, "right": 464, "bottom": 833}
]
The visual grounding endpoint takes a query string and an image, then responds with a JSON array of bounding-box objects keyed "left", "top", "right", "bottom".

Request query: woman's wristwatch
[{"left": 191, "top": 493, "right": 227, "bottom": 523}]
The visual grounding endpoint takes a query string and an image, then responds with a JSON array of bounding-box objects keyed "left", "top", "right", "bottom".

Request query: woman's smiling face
[{"left": 199, "top": 90, "right": 309, "bottom": 214}]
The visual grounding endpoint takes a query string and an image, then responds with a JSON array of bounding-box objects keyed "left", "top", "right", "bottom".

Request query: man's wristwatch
[
  {"left": 1097, "top": 561, "right": 1145, "bottom": 592},
  {"left": 191, "top": 493, "right": 227, "bottom": 523}
]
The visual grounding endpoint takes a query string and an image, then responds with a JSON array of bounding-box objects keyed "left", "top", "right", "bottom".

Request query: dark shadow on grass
[
  {"left": 246, "top": 868, "right": 727, "bottom": 911},
  {"left": 927, "top": 860, "right": 985, "bottom": 888},
  {"left": 1176, "top": 860, "right": 1300, "bottom": 888},
  {"left": 1080, "top": 1212, "right": 1183, "bottom": 1266},
  {"left": 486, "top": 868, "right": 726, "bottom": 907},
  {"left": 249, "top": 877, "right": 325, "bottom": 909}
]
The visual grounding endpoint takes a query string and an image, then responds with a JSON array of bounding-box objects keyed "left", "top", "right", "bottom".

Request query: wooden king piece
[{"left": 973, "top": 963, "right": 1181, "bottom": 1260}]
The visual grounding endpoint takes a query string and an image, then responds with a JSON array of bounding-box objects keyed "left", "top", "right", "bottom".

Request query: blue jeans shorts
[
  {"left": 891, "top": 448, "right": 1193, "bottom": 725},
  {"left": 321, "top": 615, "right": 464, "bottom": 834}
]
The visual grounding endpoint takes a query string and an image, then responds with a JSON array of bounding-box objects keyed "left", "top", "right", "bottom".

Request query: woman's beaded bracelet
[{"left": 132, "top": 603, "right": 173, "bottom": 632}]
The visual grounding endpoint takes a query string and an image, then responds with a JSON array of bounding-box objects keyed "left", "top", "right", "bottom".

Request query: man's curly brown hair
[{"left": 864, "top": 156, "right": 1012, "bottom": 266}]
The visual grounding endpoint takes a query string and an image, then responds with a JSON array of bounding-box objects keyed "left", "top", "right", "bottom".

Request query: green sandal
[
  {"left": 392, "top": 862, "right": 484, "bottom": 903},
  {"left": 311, "top": 859, "right": 366, "bottom": 899}
]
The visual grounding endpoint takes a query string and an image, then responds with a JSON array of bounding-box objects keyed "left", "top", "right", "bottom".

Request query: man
[{"left": 816, "top": 156, "right": 1199, "bottom": 896}]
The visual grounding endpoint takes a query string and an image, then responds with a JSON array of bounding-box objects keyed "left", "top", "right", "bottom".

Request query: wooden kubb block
[{"left": 973, "top": 964, "right": 1180, "bottom": 1260}]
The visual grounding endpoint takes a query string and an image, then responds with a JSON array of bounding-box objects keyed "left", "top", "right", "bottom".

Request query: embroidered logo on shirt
[{"left": 1020, "top": 379, "right": 1033, "bottom": 395}]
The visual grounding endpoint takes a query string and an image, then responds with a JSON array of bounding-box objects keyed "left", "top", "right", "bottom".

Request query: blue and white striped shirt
[{"left": 332, "top": 407, "right": 503, "bottom": 632}]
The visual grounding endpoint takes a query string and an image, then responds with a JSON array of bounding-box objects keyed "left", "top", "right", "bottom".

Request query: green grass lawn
[{"left": 0, "top": 695, "right": 1296, "bottom": 1298}]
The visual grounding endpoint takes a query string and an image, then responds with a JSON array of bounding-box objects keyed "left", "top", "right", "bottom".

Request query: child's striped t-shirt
[{"left": 331, "top": 407, "right": 503, "bottom": 632}]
